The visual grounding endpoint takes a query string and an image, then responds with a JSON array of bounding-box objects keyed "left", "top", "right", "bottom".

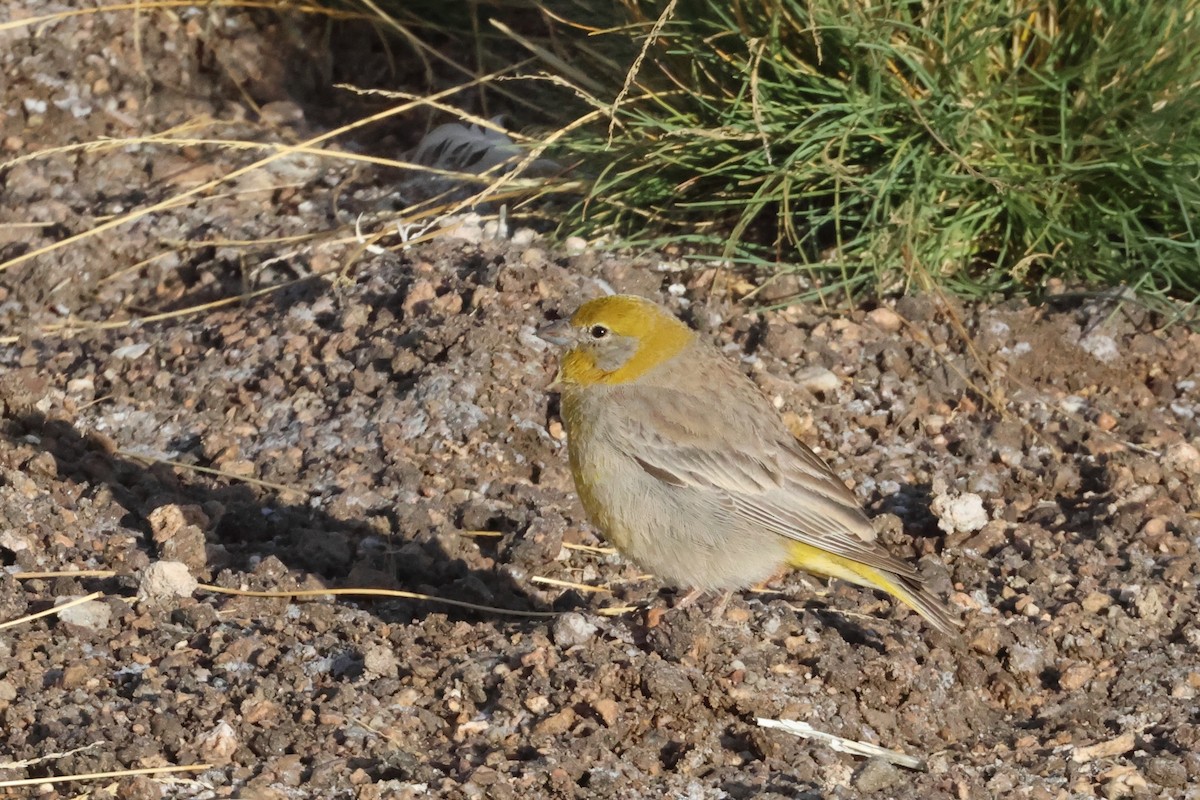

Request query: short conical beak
[{"left": 537, "top": 319, "right": 572, "bottom": 346}]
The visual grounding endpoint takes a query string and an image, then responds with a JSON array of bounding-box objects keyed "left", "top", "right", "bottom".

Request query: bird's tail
[{"left": 787, "top": 542, "right": 961, "bottom": 637}]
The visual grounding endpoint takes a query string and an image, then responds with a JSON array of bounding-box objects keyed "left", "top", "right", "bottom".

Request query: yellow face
[{"left": 538, "top": 295, "right": 695, "bottom": 386}]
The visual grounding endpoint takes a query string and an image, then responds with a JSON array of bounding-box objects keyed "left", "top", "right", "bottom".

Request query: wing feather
[{"left": 609, "top": 385, "right": 920, "bottom": 579}]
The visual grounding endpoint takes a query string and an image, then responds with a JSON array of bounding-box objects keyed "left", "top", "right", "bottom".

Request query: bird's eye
[{"left": 589, "top": 324, "right": 610, "bottom": 340}]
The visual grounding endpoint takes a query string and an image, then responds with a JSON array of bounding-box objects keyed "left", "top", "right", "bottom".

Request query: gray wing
[{"left": 607, "top": 385, "right": 921, "bottom": 580}]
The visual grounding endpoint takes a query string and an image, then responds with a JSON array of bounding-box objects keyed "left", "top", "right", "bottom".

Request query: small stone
[
  {"left": 1072, "top": 731, "right": 1135, "bottom": 763},
  {"left": 363, "top": 646, "right": 400, "bottom": 679},
  {"left": 1017, "top": 596, "right": 1042, "bottom": 618},
  {"left": 110, "top": 342, "right": 151, "bottom": 360},
  {"left": 1099, "top": 766, "right": 1148, "bottom": 799},
  {"left": 564, "top": 236, "right": 587, "bottom": 255},
  {"left": 519, "top": 247, "right": 545, "bottom": 267},
  {"left": 1163, "top": 442, "right": 1200, "bottom": 474},
  {"left": 1171, "top": 676, "right": 1197, "bottom": 699},
  {"left": 589, "top": 698, "right": 620, "bottom": 727},
  {"left": 957, "top": 520, "right": 1008, "bottom": 553},
  {"left": 259, "top": 100, "right": 304, "bottom": 126},
  {"left": 525, "top": 695, "right": 551, "bottom": 714},
  {"left": 794, "top": 366, "right": 840, "bottom": 395},
  {"left": 1006, "top": 644, "right": 1045, "bottom": 676},
  {"left": 931, "top": 492, "right": 988, "bottom": 534},
  {"left": 1139, "top": 518, "right": 1167, "bottom": 538},
  {"left": 1078, "top": 333, "right": 1119, "bottom": 364},
  {"left": 1132, "top": 586, "right": 1165, "bottom": 622},
  {"left": 148, "top": 504, "right": 210, "bottom": 573},
  {"left": 723, "top": 604, "right": 751, "bottom": 624},
  {"left": 551, "top": 612, "right": 597, "bottom": 648},
  {"left": 439, "top": 213, "right": 484, "bottom": 243},
  {"left": 0, "top": 528, "right": 32, "bottom": 553},
  {"left": 0, "top": 572, "right": 29, "bottom": 619},
  {"left": 970, "top": 626, "right": 1004, "bottom": 656},
  {"left": 56, "top": 598, "right": 112, "bottom": 632},
  {"left": 138, "top": 561, "right": 198, "bottom": 602},
  {"left": 1145, "top": 756, "right": 1187, "bottom": 789},
  {"left": 1081, "top": 592, "right": 1112, "bottom": 613},
  {"left": 61, "top": 664, "right": 90, "bottom": 689},
  {"left": 1059, "top": 663, "right": 1095, "bottom": 691},
  {"left": 534, "top": 707, "right": 576, "bottom": 736},
  {"left": 510, "top": 227, "right": 537, "bottom": 246},
  {"left": 402, "top": 280, "right": 438, "bottom": 317},
  {"left": 866, "top": 307, "right": 903, "bottom": 333},
  {"left": 197, "top": 720, "right": 239, "bottom": 764},
  {"left": 854, "top": 758, "right": 903, "bottom": 792}
]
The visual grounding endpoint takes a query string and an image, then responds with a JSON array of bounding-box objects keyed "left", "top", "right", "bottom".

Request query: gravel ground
[{"left": 2, "top": 5, "right": 1199, "bottom": 799}]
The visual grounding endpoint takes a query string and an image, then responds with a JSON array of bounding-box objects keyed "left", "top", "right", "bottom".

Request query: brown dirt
[{"left": 2, "top": 6, "right": 1199, "bottom": 799}]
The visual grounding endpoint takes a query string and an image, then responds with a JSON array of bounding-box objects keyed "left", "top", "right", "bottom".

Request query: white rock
[
  {"left": 197, "top": 721, "right": 239, "bottom": 763},
  {"left": 111, "top": 342, "right": 151, "bottom": 360},
  {"left": 794, "top": 366, "right": 841, "bottom": 394},
  {"left": 931, "top": 492, "right": 988, "bottom": 534},
  {"left": 138, "top": 561, "right": 198, "bottom": 602},
  {"left": 438, "top": 212, "right": 484, "bottom": 243},
  {"left": 1163, "top": 442, "right": 1200, "bottom": 473},
  {"left": 67, "top": 377, "right": 95, "bottom": 396},
  {"left": 0, "top": 529, "right": 32, "bottom": 552},
  {"left": 866, "top": 307, "right": 902, "bottom": 333},
  {"left": 510, "top": 227, "right": 538, "bottom": 246},
  {"left": 1078, "top": 333, "right": 1119, "bottom": 364},
  {"left": 56, "top": 598, "right": 112, "bottom": 631},
  {"left": 551, "top": 612, "right": 597, "bottom": 648}
]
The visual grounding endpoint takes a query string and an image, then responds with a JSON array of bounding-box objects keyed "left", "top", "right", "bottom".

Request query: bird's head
[{"left": 537, "top": 294, "right": 695, "bottom": 386}]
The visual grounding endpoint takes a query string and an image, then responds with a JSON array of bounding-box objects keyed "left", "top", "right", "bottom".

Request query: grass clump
[
  {"left": 548, "top": 0, "right": 1200, "bottom": 304},
  {"left": 347, "top": 0, "right": 1200, "bottom": 307}
]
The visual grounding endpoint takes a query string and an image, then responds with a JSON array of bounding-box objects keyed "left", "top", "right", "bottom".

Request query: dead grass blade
[
  {"left": 0, "top": 72, "right": 509, "bottom": 276},
  {"left": 0, "top": 1, "right": 364, "bottom": 35},
  {"left": 0, "top": 591, "right": 104, "bottom": 632},
  {"left": 116, "top": 449, "right": 309, "bottom": 499},
  {"left": 0, "top": 742, "right": 103, "bottom": 770},
  {"left": 530, "top": 576, "right": 611, "bottom": 594},
  {"left": 0, "top": 764, "right": 212, "bottom": 790},
  {"left": 196, "top": 583, "right": 561, "bottom": 618},
  {"left": 9, "top": 570, "right": 564, "bottom": 620}
]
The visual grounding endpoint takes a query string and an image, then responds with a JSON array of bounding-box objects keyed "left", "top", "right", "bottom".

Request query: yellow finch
[{"left": 538, "top": 294, "right": 958, "bottom": 636}]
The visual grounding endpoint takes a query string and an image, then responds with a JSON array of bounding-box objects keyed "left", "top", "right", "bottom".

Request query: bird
[{"left": 537, "top": 293, "right": 959, "bottom": 636}]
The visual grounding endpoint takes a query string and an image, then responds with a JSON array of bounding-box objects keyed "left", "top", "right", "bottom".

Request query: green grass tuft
[
  {"left": 547, "top": 0, "right": 1200, "bottom": 305},
  {"left": 349, "top": 0, "right": 1200, "bottom": 308}
]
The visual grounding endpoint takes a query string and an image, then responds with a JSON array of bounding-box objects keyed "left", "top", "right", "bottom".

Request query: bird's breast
[{"left": 560, "top": 389, "right": 628, "bottom": 547}]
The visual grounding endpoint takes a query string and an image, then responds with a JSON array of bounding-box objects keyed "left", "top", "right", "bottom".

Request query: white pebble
[
  {"left": 1078, "top": 333, "right": 1119, "bottom": 364},
  {"left": 794, "top": 366, "right": 841, "bottom": 394},
  {"left": 931, "top": 492, "right": 988, "bottom": 534},
  {"left": 510, "top": 227, "right": 538, "bottom": 246},
  {"left": 551, "top": 612, "right": 597, "bottom": 648},
  {"left": 111, "top": 342, "right": 151, "bottom": 360},
  {"left": 866, "top": 307, "right": 902, "bottom": 332},
  {"left": 138, "top": 561, "right": 198, "bottom": 602},
  {"left": 56, "top": 598, "right": 112, "bottom": 631}
]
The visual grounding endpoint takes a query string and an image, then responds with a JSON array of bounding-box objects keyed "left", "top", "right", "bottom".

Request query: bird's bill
[{"left": 537, "top": 319, "right": 572, "bottom": 346}]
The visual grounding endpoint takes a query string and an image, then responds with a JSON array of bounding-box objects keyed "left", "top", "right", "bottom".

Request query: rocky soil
[{"left": 1, "top": 4, "right": 1199, "bottom": 799}]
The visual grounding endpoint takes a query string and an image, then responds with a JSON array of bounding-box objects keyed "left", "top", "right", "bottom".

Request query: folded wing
[{"left": 609, "top": 385, "right": 921, "bottom": 580}]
